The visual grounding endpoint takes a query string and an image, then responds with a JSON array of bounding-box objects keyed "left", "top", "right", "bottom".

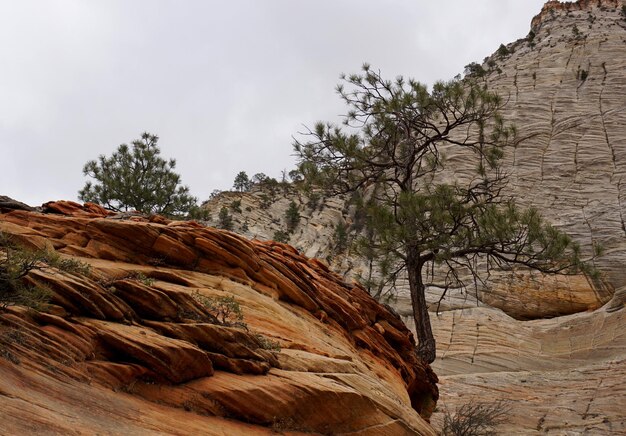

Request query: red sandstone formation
[{"left": 0, "top": 201, "right": 438, "bottom": 435}]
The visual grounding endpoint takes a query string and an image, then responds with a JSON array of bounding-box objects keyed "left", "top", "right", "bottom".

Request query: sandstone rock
[
  {"left": 424, "top": 303, "right": 626, "bottom": 434},
  {"left": 0, "top": 195, "right": 34, "bottom": 213},
  {"left": 0, "top": 206, "right": 437, "bottom": 435}
]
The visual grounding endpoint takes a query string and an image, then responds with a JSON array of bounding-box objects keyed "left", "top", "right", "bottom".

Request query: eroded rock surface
[{"left": 0, "top": 202, "right": 437, "bottom": 435}]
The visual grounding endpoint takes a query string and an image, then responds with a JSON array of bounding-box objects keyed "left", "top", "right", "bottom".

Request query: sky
[{"left": 0, "top": 0, "right": 547, "bottom": 207}]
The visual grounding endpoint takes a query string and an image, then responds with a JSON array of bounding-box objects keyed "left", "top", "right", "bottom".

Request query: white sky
[{"left": 0, "top": 0, "right": 546, "bottom": 207}]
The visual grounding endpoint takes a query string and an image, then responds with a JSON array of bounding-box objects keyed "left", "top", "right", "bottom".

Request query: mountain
[
  {"left": 0, "top": 201, "right": 438, "bottom": 435},
  {"left": 202, "top": 1, "right": 626, "bottom": 433}
]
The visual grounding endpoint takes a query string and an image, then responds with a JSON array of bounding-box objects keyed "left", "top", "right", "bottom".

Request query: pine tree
[
  {"left": 79, "top": 132, "right": 196, "bottom": 216},
  {"left": 295, "top": 65, "right": 588, "bottom": 363}
]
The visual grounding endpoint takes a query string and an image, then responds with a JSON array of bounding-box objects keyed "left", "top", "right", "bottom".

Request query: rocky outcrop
[
  {"left": 426, "top": 302, "right": 626, "bottom": 434},
  {"left": 531, "top": 0, "right": 624, "bottom": 32},
  {"left": 0, "top": 202, "right": 438, "bottom": 435}
]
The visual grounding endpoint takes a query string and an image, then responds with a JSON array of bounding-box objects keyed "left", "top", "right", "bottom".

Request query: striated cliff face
[
  {"left": 481, "top": 0, "right": 626, "bottom": 290},
  {"left": 0, "top": 201, "right": 438, "bottom": 435}
]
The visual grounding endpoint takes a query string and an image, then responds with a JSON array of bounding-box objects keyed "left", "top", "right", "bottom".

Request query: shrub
[
  {"left": 497, "top": 44, "right": 509, "bottom": 58},
  {"left": 254, "top": 333, "right": 281, "bottom": 351},
  {"left": 259, "top": 194, "right": 272, "bottom": 210},
  {"left": 188, "top": 205, "right": 211, "bottom": 221},
  {"left": 464, "top": 62, "right": 486, "bottom": 78},
  {"left": 218, "top": 207, "right": 233, "bottom": 230},
  {"left": 130, "top": 272, "right": 155, "bottom": 286},
  {"left": 307, "top": 192, "right": 321, "bottom": 210},
  {"left": 333, "top": 221, "right": 349, "bottom": 253},
  {"left": 0, "top": 232, "right": 91, "bottom": 309},
  {"left": 285, "top": 201, "right": 300, "bottom": 233},
  {"left": 272, "top": 230, "right": 290, "bottom": 243},
  {"left": 191, "top": 291, "right": 245, "bottom": 328},
  {"left": 230, "top": 199, "right": 242, "bottom": 213},
  {"left": 441, "top": 400, "right": 511, "bottom": 436}
]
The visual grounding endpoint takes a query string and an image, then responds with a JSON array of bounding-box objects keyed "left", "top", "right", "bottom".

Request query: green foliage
[
  {"left": 294, "top": 64, "right": 586, "bottom": 363},
  {"left": 442, "top": 400, "right": 510, "bottom": 436},
  {"left": 79, "top": 132, "right": 197, "bottom": 216},
  {"left": 497, "top": 44, "right": 509, "bottom": 58},
  {"left": 252, "top": 173, "right": 268, "bottom": 185},
  {"left": 188, "top": 205, "right": 211, "bottom": 221},
  {"left": 306, "top": 192, "right": 321, "bottom": 210},
  {"left": 230, "top": 199, "right": 242, "bottom": 213},
  {"left": 464, "top": 62, "right": 486, "bottom": 78},
  {"left": 191, "top": 291, "right": 245, "bottom": 327},
  {"left": 272, "top": 230, "right": 290, "bottom": 243},
  {"left": 254, "top": 333, "right": 281, "bottom": 351},
  {"left": 333, "top": 221, "right": 349, "bottom": 253},
  {"left": 129, "top": 272, "right": 155, "bottom": 286},
  {"left": 0, "top": 233, "right": 91, "bottom": 309},
  {"left": 218, "top": 207, "right": 233, "bottom": 231},
  {"left": 259, "top": 194, "right": 272, "bottom": 210},
  {"left": 285, "top": 201, "right": 300, "bottom": 233},
  {"left": 233, "top": 171, "right": 251, "bottom": 192},
  {"left": 288, "top": 169, "right": 303, "bottom": 184}
]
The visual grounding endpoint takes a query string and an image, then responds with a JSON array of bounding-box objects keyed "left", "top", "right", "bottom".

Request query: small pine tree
[
  {"left": 497, "top": 43, "right": 509, "bottom": 58},
  {"left": 233, "top": 171, "right": 251, "bottom": 192},
  {"left": 272, "top": 230, "right": 290, "bottom": 243},
  {"left": 285, "top": 201, "right": 300, "bottom": 233},
  {"left": 79, "top": 132, "right": 196, "bottom": 216},
  {"left": 218, "top": 207, "right": 233, "bottom": 230},
  {"left": 333, "top": 221, "right": 349, "bottom": 253}
]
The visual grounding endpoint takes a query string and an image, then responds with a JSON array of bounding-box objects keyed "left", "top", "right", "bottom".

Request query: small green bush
[
  {"left": 333, "top": 221, "right": 349, "bottom": 253},
  {"left": 218, "top": 207, "right": 233, "bottom": 230},
  {"left": 254, "top": 333, "right": 281, "bottom": 351},
  {"left": 0, "top": 233, "right": 91, "bottom": 309},
  {"left": 272, "top": 230, "right": 290, "bottom": 243},
  {"left": 497, "top": 44, "right": 509, "bottom": 58},
  {"left": 230, "top": 200, "right": 242, "bottom": 213},
  {"left": 191, "top": 291, "right": 245, "bottom": 328},
  {"left": 129, "top": 272, "right": 155, "bottom": 286},
  {"left": 285, "top": 201, "right": 300, "bottom": 233}
]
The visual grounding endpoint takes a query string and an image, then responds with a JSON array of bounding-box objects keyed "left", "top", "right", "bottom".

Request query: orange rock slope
[{"left": 0, "top": 201, "right": 438, "bottom": 435}]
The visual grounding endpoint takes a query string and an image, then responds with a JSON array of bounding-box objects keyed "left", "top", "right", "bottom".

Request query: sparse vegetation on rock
[
  {"left": 441, "top": 400, "right": 510, "bottom": 436},
  {"left": 285, "top": 201, "right": 301, "bottom": 233},
  {"left": 218, "top": 206, "right": 233, "bottom": 230},
  {"left": 0, "top": 232, "right": 90, "bottom": 309}
]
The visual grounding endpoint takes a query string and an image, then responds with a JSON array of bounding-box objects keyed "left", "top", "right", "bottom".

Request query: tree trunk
[{"left": 407, "top": 248, "right": 436, "bottom": 364}]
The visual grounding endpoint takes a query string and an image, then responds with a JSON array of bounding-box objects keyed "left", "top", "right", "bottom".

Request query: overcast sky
[{"left": 1, "top": 0, "right": 546, "bottom": 207}]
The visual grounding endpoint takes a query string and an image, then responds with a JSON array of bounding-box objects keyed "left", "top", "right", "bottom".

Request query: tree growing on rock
[
  {"left": 233, "top": 171, "right": 252, "bottom": 192},
  {"left": 294, "top": 64, "right": 587, "bottom": 363},
  {"left": 79, "top": 132, "right": 197, "bottom": 216},
  {"left": 285, "top": 200, "right": 301, "bottom": 233}
]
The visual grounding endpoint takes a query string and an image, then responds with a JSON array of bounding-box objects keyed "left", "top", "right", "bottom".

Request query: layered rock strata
[{"left": 0, "top": 201, "right": 438, "bottom": 435}]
